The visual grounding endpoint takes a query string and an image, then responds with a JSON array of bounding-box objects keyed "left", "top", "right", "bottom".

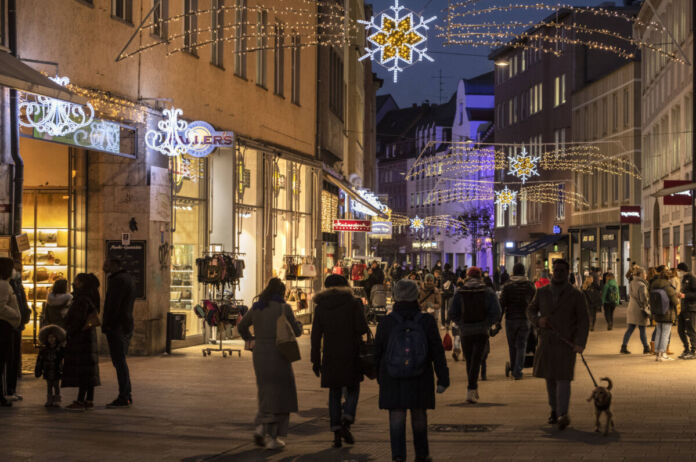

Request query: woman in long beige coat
[{"left": 621, "top": 267, "right": 650, "bottom": 355}]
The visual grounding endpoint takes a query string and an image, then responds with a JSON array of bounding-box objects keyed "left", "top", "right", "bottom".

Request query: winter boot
[
  {"left": 620, "top": 345, "right": 630, "bottom": 354},
  {"left": 643, "top": 345, "right": 651, "bottom": 354},
  {"left": 333, "top": 431, "right": 342, "bottom": 448},
  {"left": 650, "top": 341, "right": 655, "bottom": 354}
]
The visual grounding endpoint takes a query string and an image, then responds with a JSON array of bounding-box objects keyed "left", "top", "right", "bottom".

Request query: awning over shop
[
  {"left": 506, "top": 234, "right": 565, "bottom": 257},
  {"left": 652, "top": 182, "right": 696, "bottom": 197},
  {"left": 322, "top": 166, "right": 387, "bottom": 218},
  {"left": 0, "top": 50, "right": 86, "bottom": 104}
]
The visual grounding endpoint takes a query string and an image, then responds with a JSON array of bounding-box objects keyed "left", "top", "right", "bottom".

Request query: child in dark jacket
[{"left": 35, "top": 325, "right": 66, "bottom": 407}]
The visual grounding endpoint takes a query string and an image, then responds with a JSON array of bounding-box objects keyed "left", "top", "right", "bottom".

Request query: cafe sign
[{"left": 333, "top": 219, "right": 372, "bottom": 232}]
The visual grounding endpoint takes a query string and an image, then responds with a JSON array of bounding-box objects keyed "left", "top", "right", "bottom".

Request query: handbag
[
  {"left": 442, "top": 331, "right": 453, "bottom": 351},
  {"left": 357, "top": 306, "right": 377, "bottom": 379},
  {"left": 82, "top": 310, "right": 101, "bottom": 331},
  {"left": 300, "top": 263, "right": 317, "bottom": 278},
  {"left": 276, "top": 308, "right": 301, "bottom": 362}
]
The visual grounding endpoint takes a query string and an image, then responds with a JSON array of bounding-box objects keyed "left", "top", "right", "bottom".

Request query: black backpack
[{"left": 458, "top": 287, "right": 488, "bottom": 324}]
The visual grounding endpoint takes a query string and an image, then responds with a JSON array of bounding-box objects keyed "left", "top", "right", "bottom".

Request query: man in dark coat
[
  {"left": 500, "top": 262, "right": 536, "bottom": 380},
  {"left": 375, "top": 279, "right": 449, "bottom": 462},
  {"left": 364, "top": 261, "right": 385, "bottom": 302},
  {"left": 677, "top": 262, "right": 696, "bottom": 359},
  {"left": 311, "top": 275, "right": 369, "bottom": 448},
  {"left": 527, "top": 259, "right": 589, "bottom": 430},
  {"left": 6, "top": 259, "right": 31, "bottom": 401},
  {"left": 102, "top": 255, "right": 136, "bottom": 408}
]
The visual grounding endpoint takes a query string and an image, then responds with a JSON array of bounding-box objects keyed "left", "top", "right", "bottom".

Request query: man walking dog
[{"left": 527, "top": 259, "right": 590, "bottom": 430}]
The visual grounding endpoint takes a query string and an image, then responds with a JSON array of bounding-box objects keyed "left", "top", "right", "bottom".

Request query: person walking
[
  {"left": 43, "top": 279, "right": 72, "bottom": 329},
  {"left": 500, "top": 266, "right": 510, "bottom": 286},
  {"left": 650, "top": 267, "right": 679, "bottom": 362},
  {"left": 621, "top": 267, "right": 651, "bottom": 355},
  {"left": 102, "top": 256, "right": 136, "bottom": 408},
  {"left": 6, "top": 260, "right": 31, "bottom": 402},
  {"left": 448, "top": 267, "right": 501, "bottom": 403},
  {"left": 388, "top": 262, "right": 403, "bottom": 283},
  {"left": 375, "top": 279, "right": 449, "bottom": 462},
  {"left": 0, "top": 258, "right": 20, "bottom": 407},
  {"left": 62, "top": 273, "right": 101, "bottom": 410},
  {"left": 677, "top": 263, "right": 696, "bottom": 359},
  {"left": 238, "top": 278, "right": 302, "bottom": 450},
  {"left": 527, "top": 259, "right": 590, "bottom": 430},
  {"left": 499, "top": 263, "right": 536, "bottom": 380},
  {"left": 582, "top": 276, "right": 602, "bottom": 331},
  {"left": 419, "top": 274, "right": 441, "bottom": 323},
  {"left": 601, "top": 273, "right": 620, "bottom": 330},
  {"left": 365, "top": 261, "right": 385, "bottom": 302},
  {"left": 310, "top": 275, "right": 368, "bottom": 448},
  {"left": 440, "top": 264, "right": 457, "bottom": 327}
]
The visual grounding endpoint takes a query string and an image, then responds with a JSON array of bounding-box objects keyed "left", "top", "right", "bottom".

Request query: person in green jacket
[{"left": 601, "top": 273, "right": 620, "bottom": 330}]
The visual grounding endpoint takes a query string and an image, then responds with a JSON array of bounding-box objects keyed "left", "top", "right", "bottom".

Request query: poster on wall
[{"left": 106, "top": 240, "right": 146, "bottom": 299}]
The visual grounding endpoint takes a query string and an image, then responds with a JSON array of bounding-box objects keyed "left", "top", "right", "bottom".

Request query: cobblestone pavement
[{"left": 3, "top": 305, "right": 696, "bottom": 461}]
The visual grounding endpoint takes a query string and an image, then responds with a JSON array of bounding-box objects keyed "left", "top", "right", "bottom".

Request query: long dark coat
[
  {"left": 527, "top": 282, "right": 590, "bottom": 381},
  {"left": 311, "top": 287, "right": 368, "bottom": 388},
  {"left": 61, "top": 295, "right": 101, "bottom": 388},
  {"left": 375, "top": 301, "right": 449, "bottom": 410},
  {"left": 237, "top": 301, "right": 302, "bottom": 415}
]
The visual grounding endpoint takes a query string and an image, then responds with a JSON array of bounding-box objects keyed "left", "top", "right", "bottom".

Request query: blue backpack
[
  {"left": 385, "top": 312, "right": 428, "bottom": 378},
  {"left": 649, "top": 288, "right": 670, "bottom": 316}
]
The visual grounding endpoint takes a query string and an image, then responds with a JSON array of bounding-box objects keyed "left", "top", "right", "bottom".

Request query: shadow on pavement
[
  {"left": 447, "top": 402, "right": 507, "bottom": 408},
  {"left": 183, "top": 447, "right": 375, "bottom": 462},
  {"left": 181, "top": 450, "right": 270, "bottom": 462},
  {"left": 541, "top": 427, "right": 621, "bottom": 445}
]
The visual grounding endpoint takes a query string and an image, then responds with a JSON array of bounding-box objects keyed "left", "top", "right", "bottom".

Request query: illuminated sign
[
  {"left": 505, "top": 241, "right": 514, "bottom": 249},
  {"left": 663, "top": 180, "right": 693, "bottom": 206},
  {"left": 369, "top": 220, "right": 393, "bottom": 239},
  {"left": 333, "top": 219, "right": 372, "bottom": 232},
  {"left": 351, "top": 189, "right": 388, "bottom": 217},
  {"left": 413, "top": 241, "right": 438, "bottom": 249},
  {"left": 620, "top": 206, "right": 641, "bottom": 224},
  {"left": 552, "top": 225, "right": 562, "bottom": 234}
]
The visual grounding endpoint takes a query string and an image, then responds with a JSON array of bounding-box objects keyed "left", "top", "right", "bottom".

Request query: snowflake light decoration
[
  {"left": 508, "top": 148, "right": 540, "bottom": 184},
  {"left": 495, "top": 186, "right": 518, "bottom": 211},
  {"left": 358, "top": 0, "right": 436, "bottom": 83},
  {"left": 410, "top": 215, "right": 425, "bottom": 231}
]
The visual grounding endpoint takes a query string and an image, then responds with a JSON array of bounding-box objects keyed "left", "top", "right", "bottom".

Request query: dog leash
[{"left": 547, "top": 326, "right": 599, "bottom": 388}]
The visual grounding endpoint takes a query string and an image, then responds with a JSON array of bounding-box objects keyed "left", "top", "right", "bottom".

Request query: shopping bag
[
  {"left": 442, "top": 332, "right": 453, "bottom": 351},
  {"left": 453, "top": 335, "right": 461, "bottom": 353},
  {"left": 359, "top": 328, "right": 377, "bottom": 380},
  {"left": 300, "top": 263, "right": 317, "bottom": 278},
  {"left": 276, "top": 312, "right": 301, "bottom": 362}
]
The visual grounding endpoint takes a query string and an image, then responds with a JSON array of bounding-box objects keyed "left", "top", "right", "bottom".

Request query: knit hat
[
  {"left": 324, "top": 274, "right": 349, "bottom": 288},
  {"left": 678, "top": 262, "right": 690, "bottom": 272},
  {"left": 466, "top": 266, "right": 483, "bottom": 279},
  {"left": 393, "top": 279, "right": 419, "bottom": 302}
]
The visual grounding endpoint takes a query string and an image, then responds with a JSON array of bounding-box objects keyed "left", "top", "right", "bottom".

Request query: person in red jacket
[{"left": 535, "top": 270, "right": 551, "bottom": 289}]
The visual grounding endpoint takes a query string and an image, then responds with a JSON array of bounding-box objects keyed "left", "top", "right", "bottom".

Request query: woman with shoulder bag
[
  {"left": 237, "top": 278, "right": 302, "bottom": 450},
  {"left": 582, "top": 276, "right": 602, "bottom": 332},
  {"left": 621, "top": 267, "right": 651, "bottom": 355},
  {"left": 311, "top": 275, "right": 369, "bottom": 448},
  {"left": 61, "top": 273, "right": 101, "bottom": 410}
]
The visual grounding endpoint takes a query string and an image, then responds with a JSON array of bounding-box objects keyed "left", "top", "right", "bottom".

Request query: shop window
[
  {"left": 234, "top": 0, "right": 247, "bottom": 77},
  {"left": 112, "top": 0, "right": 132, "bottom": 23},
  {"left": 255, "top": 9, "right": 268, "bottom": 87}
]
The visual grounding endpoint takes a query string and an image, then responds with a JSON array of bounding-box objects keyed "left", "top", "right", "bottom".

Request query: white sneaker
[
  {"left": 466, "top": 389, "right": 478, "bottom": 403},
  {"left": 662, "top": 353, "right": 674, "bottom": 361},
  {"left": 265, "top": 437, "right": 286, "bottom": 450}
]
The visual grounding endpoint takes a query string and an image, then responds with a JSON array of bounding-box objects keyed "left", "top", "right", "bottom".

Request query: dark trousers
[
  {"left": 441, "top": 297, "right": 451, "bottom": 326},
  {"left": 6, "top": 329, "right": 20, "bottom": 395},
  {"left": 329, "top": 385, "right": 360, "bottom": 431},
  {"left": 0, "top": 342, "right": 10, "bottom": 400},
  {"left": 46, "top": 380, "right": 60, "bottom": 402},
  {"left": 505, "top": 319, "right": 530, "bottom": 378},
  {"left": 677, "top": 311, "right": 696, "bottom": 353},
  {"left": 545, "top": 379, "right": 571, "bottom": 417},
  {"left": 78, "top": 386, "right": 94, "bottom": 402},
  {"left": 389, "top": 409, "right": 428, "bottom": 460},
  {"left": 604, "top": 303, "right": 616, "bottom": 328},
  {"left": 588, "top": 308, "right": 597, "bottom": 330},
  {"left": 106, "top": 330, "right": 132, "bottom": 400},
  {"left": 462, "top": 334, "right": 488, "bottom": 390}
]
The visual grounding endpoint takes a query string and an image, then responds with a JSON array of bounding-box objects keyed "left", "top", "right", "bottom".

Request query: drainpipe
[{"left": 8, "top": 0, "right": 22, "bottom": 239}]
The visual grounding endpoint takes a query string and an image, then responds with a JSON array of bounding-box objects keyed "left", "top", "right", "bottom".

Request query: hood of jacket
[
  {"left": 462, "top": 278, "right": 486, "bottom": 290},
  {"left": 313, "top": 286, "right": 355, "bottom": 309},
  {"left": 509, "top": 275, "right": 529, "bottom": 283}
]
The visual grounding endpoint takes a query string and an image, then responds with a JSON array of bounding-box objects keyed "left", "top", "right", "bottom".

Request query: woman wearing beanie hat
[
  {"left": 375, "top": 279, "right": 450, "bottom": 462},
  {"left": 311, "top": 275, "right": 369, "bottom": 448}
]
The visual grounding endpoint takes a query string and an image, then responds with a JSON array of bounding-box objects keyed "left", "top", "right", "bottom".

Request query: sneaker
[
  {"left": 557, "top": 414, "right": 570, "bottom": 430},
  {"left": 65, "top": 401, "right": 86, "bottom": 411},
  {"left": 547, "top": 411, "right": 558, "bottom": 424},
  {"left": 265, "top": 437, "right": 286, "bottom": 450},
  {"left": 643, "top": 346, "right": 651, "bottom": 355},
  {"left": 684, "top": 352, "right": 696, "bottom": 360},
  {"left": 678, "top": 350, "right": 689, "bottom": 359},
  {"left": 466, "top": 389, "right": 478, "bottom": 404},
  {"left": 253, "top": 425, "right": 265, "bottom": 447},
  {"left": 662, "top": 353, "right": 674, "bottom": 361},
  {"left": 7, "top": 394, "right": 22, "bottom": 402},
  {"left": 106, "top": 398, "right": 131, "bottom": 408}
]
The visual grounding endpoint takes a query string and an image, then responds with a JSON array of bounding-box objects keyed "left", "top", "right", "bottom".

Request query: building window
[
  {"left": 329, "top": 48, "right": 344, "bottom": 119},
  {"left": 509, "top": 198, "right": 517, "bottom": 226},
  {"left": 612, "top": 93, "right": 618, "bottom": 132},
  {"left": 211, "top": 0, "right": 224, "bottom": 67},
  {"left": 496, "top": 202, "right": 505, "bottom": 228},
  {"left": 602, "top": 97, "right": 608, "bottom": 136},
  {"left": 530, "top": 83, "right": 542, "bottom": 115},
  {"left": 672, "top": 106, "right": 681, "bottom": 170},
  {"left": 623, "top": 88, "right": 630, "bottom": 127},
  {"left": 234, "top": 0, "right": 247, "bottom": 77},
  {"left": 290, "top": 34, "right": 301, "bottom": 104},
  {"left": 623, "top": 158, "right": 631, "bottom": 200},
  {"left": 184, "top": 0, "right": 198, "bottom": 55},
  {"left": 601, "top": 172, "right": 608, "bottom": 205},
  {"left": 112, "top": 0, "right": 132, "bottom": 23},
  {"left": 273, "top": 21, "right": 285, "bottom": 96},
  {"left": 520, "top": 190, "right": 528, "bottom": 225},
  {"left": 554, "top": 74, "right": 566, "bottom": 107},
  {"left": 255, "top": 9, "right": 268, "bottom": 87},
  {"left": 152, "top": 0, "right": 168, "bottom": 39},
  {"left": 556, "top": 184, "right": 565, "bottom": 220}
]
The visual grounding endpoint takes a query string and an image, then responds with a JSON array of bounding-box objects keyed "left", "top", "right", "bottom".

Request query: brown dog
[{"left": 587, "top": 377, "right": 614, "bottom": 435}]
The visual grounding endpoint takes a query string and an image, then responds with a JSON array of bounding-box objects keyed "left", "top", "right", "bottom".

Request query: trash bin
[{"left": 166, "top": 313, "right": 186, "bottom": 354}]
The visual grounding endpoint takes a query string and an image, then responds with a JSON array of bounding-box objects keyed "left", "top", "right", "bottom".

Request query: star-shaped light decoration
[
  {"left": 508, "top": 148, "right": 541, "bottom": 184},
  {"left": 495, "top": 186, "right": 518, "bottom": 211},
  {"left": 358, "top": 0, "right": 437, "bottom": 83},
  {"left": 410, "top": 215, "right": 425, "bottom": 231}
]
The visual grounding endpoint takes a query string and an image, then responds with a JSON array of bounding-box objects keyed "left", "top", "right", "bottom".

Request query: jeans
[
  {"left": 622, "top": 324, "right": 648, "bottom": 348},
  {"left": 677, "top": 311, "right": 696, "bottom": 353},
  {"left": 329, "top": 385, "right": 360, "bottom": 431},
  {"left": 655, "top": 322, "right": 672, "bottom": 353},
  {"left": 462, "top": 334, "right": 488, "bottom": 390},
  {"left": 106, "top": 330, "right": 132, "bottom": 400},
  {"left": 545, "top": 379, "right": 571, "bottom": 416},
  {"left": 505, "top": 319, "right": 530, "bottom": 378},
  {"left": 604, "top": 303, "right": 616, "bottom": 328},
  {"left": 389, "top": 409, "right": 428, "bottom": 460}
]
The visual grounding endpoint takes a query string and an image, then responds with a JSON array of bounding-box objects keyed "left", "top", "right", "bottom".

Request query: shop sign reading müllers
[{"left": 333, "top": 219, "right": 372, "bottom": 232}]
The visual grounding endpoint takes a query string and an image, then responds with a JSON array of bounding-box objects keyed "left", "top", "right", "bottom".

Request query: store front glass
[
  {"left": 170, "top": 155, "right": 207, "bottom": 337},
  {"left": 236, "top": 147, "right": 262, "bottom": 306}
]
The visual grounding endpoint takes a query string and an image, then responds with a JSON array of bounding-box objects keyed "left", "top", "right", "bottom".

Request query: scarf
[{"left": 251, "top": 294, "right": 285, "bottom": 311}]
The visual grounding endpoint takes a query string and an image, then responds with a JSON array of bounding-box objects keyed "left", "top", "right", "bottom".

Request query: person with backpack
[
  {"left": 375, "top": 279, "right": 449, "bottom": 462},
  {"left": 677, "top": 262, "right": 696, "bottom": 359},
  {"left": 500, "top": 263, "right": 536, "bottom": 380},
  {"left": 311, "top": 275, "right": 369, "bottom": 448},
  {"left": 649, "top": 267, "right": 679, "bottom": 362},
  {"left": 601, "top": 273, "right": 620, "bottom": 330},
  {"left": 621, "top": 267, "right": 651, "bottom": 355},
  {"left": 448, "top": 267, "right": 501, "bottom": 403},
  {"left": 527, "top": 259, "right": 589, "bottom": 431}
]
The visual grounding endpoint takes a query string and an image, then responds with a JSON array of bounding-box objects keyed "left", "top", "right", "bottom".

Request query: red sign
[
  {"left": 620, "top": 206, "right": 641, "bottom": 224},
  {"left": 332, "top": 219, "right": 372, "bottom": 232},
  {"left": 663, "top": 180, "right": 693, "bottom": 205}
]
